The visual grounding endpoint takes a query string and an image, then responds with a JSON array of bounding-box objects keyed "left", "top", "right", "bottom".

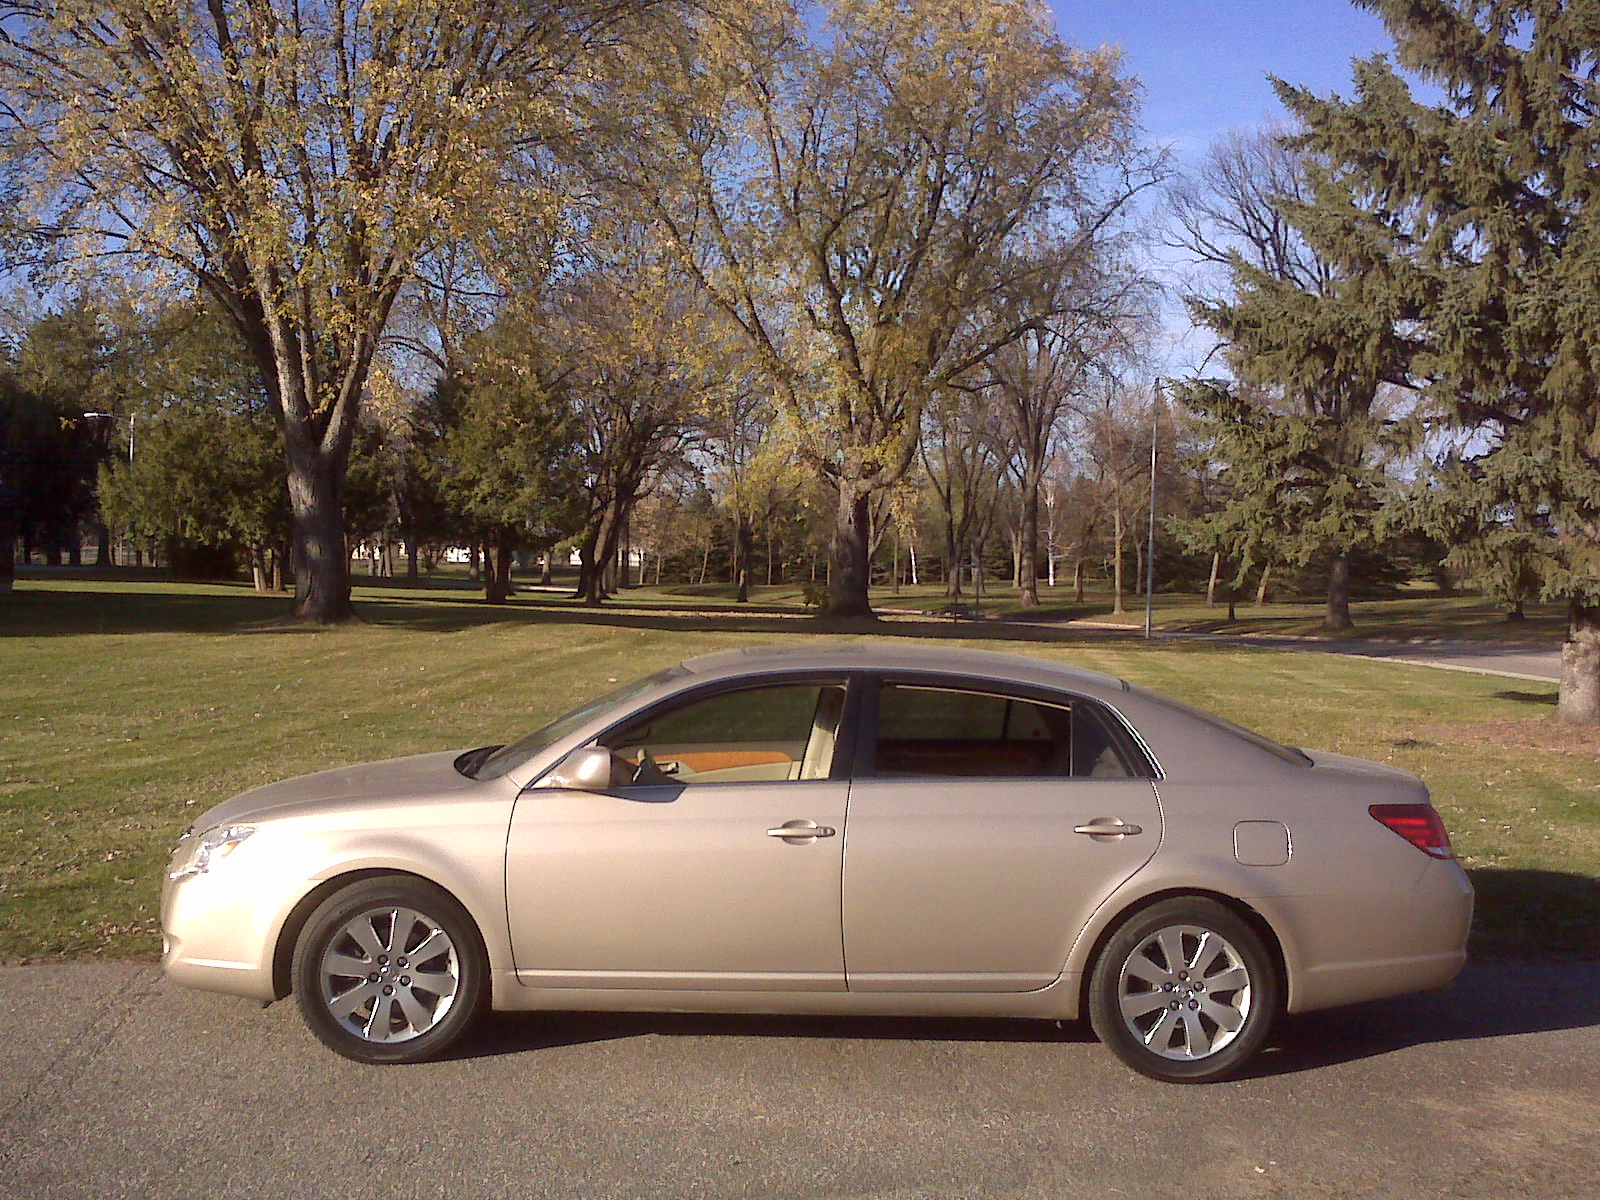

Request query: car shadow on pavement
[
  {"left": 444, "top": 961, "right": 1600, "bottom": 1077},
  {"left": 1241, "top": 960, "right": 1600, "bottom": 1080},
  {"left": 448, "top": 1010, "right": 1098, "bottom": 1061}
]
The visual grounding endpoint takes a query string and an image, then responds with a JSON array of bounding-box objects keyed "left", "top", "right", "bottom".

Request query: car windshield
[
  {"left": 472, "top": 666, "right": 689, "bottom": 781},
  {"left": 1127, "top": 687, "right": 1312, "bottom": 768}
]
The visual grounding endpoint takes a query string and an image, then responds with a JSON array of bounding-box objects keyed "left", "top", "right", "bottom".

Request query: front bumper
[{"left": 160, "top": 859, "right": 312, "bottom": 1003}]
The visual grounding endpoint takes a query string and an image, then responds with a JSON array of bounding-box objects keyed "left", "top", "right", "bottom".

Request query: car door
[
  {"left": 841, "top": 676, "right": 1162, "bottom": 992},
  {"left": 505, "top": 676, "right": 855, "bottom": 991}
]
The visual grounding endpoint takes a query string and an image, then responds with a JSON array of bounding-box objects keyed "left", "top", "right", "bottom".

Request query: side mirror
[{"left": 543, "top": 746, "right": 616, "bottom": 791}]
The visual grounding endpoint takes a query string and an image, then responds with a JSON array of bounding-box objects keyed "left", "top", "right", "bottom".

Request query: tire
[
  {"left": 292, "top": 875, "right": 487, "bottom": 1065},
  {"left": 1088, "top": 897, "right": 1279, "bottom": 1084}
]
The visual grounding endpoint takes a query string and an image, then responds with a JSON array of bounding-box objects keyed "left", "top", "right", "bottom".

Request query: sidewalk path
[{"left": 1050, "top": 620, "right": 1563, "bottom": 684}]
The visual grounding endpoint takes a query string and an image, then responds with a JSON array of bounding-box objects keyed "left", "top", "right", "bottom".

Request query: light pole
[{"left": 1144, "top": 380, "right": 1162, "bottom": 641}]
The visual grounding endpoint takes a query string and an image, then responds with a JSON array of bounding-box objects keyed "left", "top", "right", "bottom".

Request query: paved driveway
[
  {"left": 1053, "top": 620, "right": 1563, "bottom": 683},
  {"left": 3, "top": 962, "right": 1597, "bottom": 1199}
]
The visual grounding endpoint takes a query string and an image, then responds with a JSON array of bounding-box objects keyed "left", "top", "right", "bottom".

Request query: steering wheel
[{"left": 629, "top": 748, "right": 676, "bottom": 786}]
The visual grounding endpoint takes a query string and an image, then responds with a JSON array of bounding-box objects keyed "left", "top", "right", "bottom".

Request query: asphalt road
[
  {"left": 1055, "top": 621, "right": 1564, "bottom": 683},
  {"left": 3, "top": 962, "right": 1598, "bottom": 1200}
]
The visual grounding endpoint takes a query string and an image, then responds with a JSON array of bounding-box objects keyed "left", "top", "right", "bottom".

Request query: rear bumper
[{"left": 1259, "top": 857, "right": 1474, "bottom": 1014}]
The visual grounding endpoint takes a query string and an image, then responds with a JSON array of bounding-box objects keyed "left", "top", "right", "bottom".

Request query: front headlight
[{"left": 167, "top": 824, "right": 256, "bottom": 881}]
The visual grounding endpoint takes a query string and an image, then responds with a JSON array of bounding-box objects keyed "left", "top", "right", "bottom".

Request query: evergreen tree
[
  {"left": 1175, "top": 130, "right": 1418, "bottom": 631},
  {"left": 425, "top": 326, "right": 584, "bottom": 604},
  {"left": 1276, "top": 0, "right": 1600, "bottom": 720}
]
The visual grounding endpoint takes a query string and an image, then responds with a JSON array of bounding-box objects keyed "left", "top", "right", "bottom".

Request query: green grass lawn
[
  {"left": 2, "top": 574, "right": 1595, "bottom": 964},
  {"left": 865, "top": 579, "right": 1567, "bottom": 642}
]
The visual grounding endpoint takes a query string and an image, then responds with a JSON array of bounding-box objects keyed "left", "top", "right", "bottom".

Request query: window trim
[
  {"left": 859, "top": 672, "right": 1160, "bottom": 782},
  {"left": 584, "top": 671, "right": 867, "bottom": 787}
]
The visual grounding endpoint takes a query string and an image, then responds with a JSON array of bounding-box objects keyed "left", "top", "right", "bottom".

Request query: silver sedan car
[{"left": 161, "top": 643, "right": 1472, "bottom": 1083}]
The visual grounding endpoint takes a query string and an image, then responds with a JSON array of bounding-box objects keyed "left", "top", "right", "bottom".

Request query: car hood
[{"left": 191, "top": 750, "right": 476, "bottom": 829}]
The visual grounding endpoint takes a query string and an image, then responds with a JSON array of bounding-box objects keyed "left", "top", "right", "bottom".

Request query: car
[{"left": 161, "top": 642, "right": 1472, "bottom": 1083}]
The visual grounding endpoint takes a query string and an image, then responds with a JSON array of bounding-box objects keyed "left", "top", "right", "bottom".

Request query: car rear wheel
[
  {"left": 1088, "top": 897, "right": 1279, "bottom": 1083},
  {"left": 292, "top": 876, "right": 486, "bottom": 1064}
]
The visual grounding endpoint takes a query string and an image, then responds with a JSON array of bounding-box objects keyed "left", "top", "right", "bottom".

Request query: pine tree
[
  {"left": 1175, "top": 130, "right": 1417, "bottom": 631},
  {"left": 1276, "top": 0, "right": 1600, "bottom": 721}
]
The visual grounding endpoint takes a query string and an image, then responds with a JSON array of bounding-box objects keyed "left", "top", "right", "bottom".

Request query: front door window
[{"left": 605, "top": 682, "right": 847, "bottom": 785}]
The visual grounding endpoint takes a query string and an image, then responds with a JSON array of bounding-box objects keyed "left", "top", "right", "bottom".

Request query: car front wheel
[
  {"left": 1088, "top": 897, "right": 1279, "bottom": 1083},
  {"left": 292, "top": 876, "right": 487, "bottom": 1064}
]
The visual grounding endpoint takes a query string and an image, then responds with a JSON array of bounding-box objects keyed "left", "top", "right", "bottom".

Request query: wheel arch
[
  {"left": 1074, "top": 887, "right": 1289, "bottom": 1021},
  {"left": 270, "top": 868, "right": 487, "bottom": 1002}
]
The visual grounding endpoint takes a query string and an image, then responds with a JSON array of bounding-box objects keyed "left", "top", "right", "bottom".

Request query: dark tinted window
[{"left": 873, "top": 683, "right": 1137, "bottom": 779}]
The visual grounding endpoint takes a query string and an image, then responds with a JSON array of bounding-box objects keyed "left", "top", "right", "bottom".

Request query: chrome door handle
[
  {"left": 1074, "top": 819, "right": 1143, "bottom": 838},
  {"left": 767, "top": 820, "right": 836, "bottom": 841}
]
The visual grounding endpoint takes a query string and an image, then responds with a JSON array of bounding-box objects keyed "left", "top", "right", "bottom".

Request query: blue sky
[
  {"left": 1048, "top": 1, "right": 1396, "bottom": 162},
  {"left": 1042, "top": 2, "right": 1401, "bottom": 370}
]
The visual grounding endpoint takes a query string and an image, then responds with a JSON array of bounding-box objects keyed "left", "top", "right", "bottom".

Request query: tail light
[{"left": 1369, "top": 804, "right": 1455, "bottom": 859}]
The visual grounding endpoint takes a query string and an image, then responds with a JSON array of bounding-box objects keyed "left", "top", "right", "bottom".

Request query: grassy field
[
  {"left": 2, "top": 573, "right": 1595, "bottom": 964},
  {"left": 855, "top": 579, "right": 1568, "bottom": 642}
]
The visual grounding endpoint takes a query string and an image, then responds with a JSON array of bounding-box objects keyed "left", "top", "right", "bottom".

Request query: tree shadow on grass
[
  {"left": 1490, "top": 689, "right": 1558, "bottom": 705},
  {"left": 0, "top": 584, "right": 297, "bottom": 636},
  {"left": 4, "top": 581, "right": 1167, "bottom": 646}
]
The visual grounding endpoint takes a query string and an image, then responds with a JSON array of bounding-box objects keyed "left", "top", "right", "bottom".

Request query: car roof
[{"left": 679, "top": 642, "right": 1128, "bottom": 695}]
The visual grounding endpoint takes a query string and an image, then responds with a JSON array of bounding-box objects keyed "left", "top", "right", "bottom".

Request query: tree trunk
[
  {"left": 540, "top": 550, "right": 554, "bottom": 586},
  {"left": 1206, "top": 551, "right": 1220, "bottom": 606},
  {"left": 94, "top": 523, "right": 112, "bottom": 567},
  {"left": 735, "top": 517, "right": 754, "bottom": 603},
  {"left": 1557, "top": 601, "right": 1600, "bottom": 723},
  {"left": 582, "top": 504, "right": 627, "bottom": 605},
  {"left": 1324, "top": 551, "right": 1353, "bottom": 632},
  {"left": 1111, "top": 504, "right": 1125, "bottom": 615},
  {"left": 406, "top": 538, "right": 419, "bottom": 581},
  {"left": 251, "top": 546, "right": 269, "bottom": 593},
  {"left": 824, "top": 486, "right": 874, "bottom": 619},
  {"left": 1255, "top": 564, "right": 1273, "bottom": 607},
  {"left": 1073, "top": 558, "right": 1084, "bottom": 604},
  {"left": 0, "top": 505, "right": 14, "bottom": 595},
  {"left": 943, "top": 515, "right": 960, "bottom": 597},
  {"left": 271, "top": 548, "right": 284, "bottom": 593},
  {"left": 484, "top": 540, "right": 515, "bottom": 604},
  {"left": 285, "top": 456, "right": 355, "bottom": 623}
]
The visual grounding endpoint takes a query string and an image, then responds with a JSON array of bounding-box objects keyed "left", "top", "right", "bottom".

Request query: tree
[
  {"left": 920, "top": 388, "right": 1009, "bottom": 598},
  {"left": 701, "top": 369, "right": 803, "bottom": 602},
  {"left": 1276, "top": 0, "right": 1600, "bottom": 719},
  {"left": 1170, "top": 126, "right": 1416, "bottom": 631},
  {"left": 985, "top": 237, "right": 1151, "bottom": 606},
  {"left": 551, "top": 245, "right": 705, "bottom": 606},
  {"left": 98, "top": 405, "right": 289, "bottom": 584},
  {"left": 1397, "top": 456, "right": 1544, "bottom": 620},
  {"left": 1, "top": 0, "right": 656, "bottom": 621},
  {"left": 422, "top": 326, "right": 583, "bottom": 604},
  {"left": 590, "top": 0, "right": 1143, "bottom": 617},
  {"left": 0, "top": 298, "right": 121, "bottom": 570}
]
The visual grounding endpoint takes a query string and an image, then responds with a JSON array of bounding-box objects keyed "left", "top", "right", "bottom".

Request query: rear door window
[{"left": 871, "top": 682, "right": 1139, "bottom": 779}]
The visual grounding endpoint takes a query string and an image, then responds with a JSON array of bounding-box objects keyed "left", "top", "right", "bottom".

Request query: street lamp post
[
  {"left": 1144, "top": 380, "right": 1162, "bottom": 641},
  {"left": 82, "top": 411, "right": 135, "bottom": 463}
]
